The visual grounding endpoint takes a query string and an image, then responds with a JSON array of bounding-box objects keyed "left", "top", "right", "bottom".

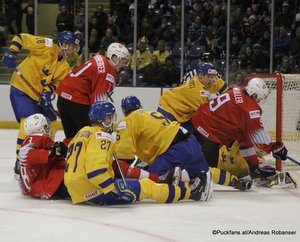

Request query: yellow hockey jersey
[
  {"left": 9, "top": 34, "right": 71, "bottom": 101},
  {"left": 64, "top": 126, "right": 116, "bottom": 204},
  {"left": 115, "top": 109, "right": 180, "bottom": 164},
  {"left": 158, "top": 75, "right": 227, "bottom": 123},
  {"left": 218, "top": 141, "right": 250, "bottom": 178}
]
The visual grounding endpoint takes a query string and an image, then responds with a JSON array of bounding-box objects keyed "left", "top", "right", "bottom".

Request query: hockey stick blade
[{"left": 287, "top": 155, "right": 300, "bottom": 166}]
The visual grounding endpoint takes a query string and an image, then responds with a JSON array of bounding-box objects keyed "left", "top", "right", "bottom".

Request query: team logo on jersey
[
  {"left": 197, "top": 126, "right": 209, "bottom": 138},
  {"left": 249, "top": 110, "right": 261, "bottom": 119},
  {"left": 95, "top": 131, "right": 114, "bottom": 141},
  {"left": 117, "top": 121, "right": 126, "bottom": 130},
  {"left": 84, "top": 190, "right": 101, "bottom": 200},
  {"left": 106, "top": 73, "right": 115, "bottom": 84},
  {"left": 45, "top": 38, "right": 53, "bottom": 47},
  {"left": 61, "top": 92, "right": 72, "bottom": 100},
  {"left": 94, "top": 55, "right": 105, "bottom": 73}
]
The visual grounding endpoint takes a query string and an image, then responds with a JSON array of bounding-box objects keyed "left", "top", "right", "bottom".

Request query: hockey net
[{"left": 246, "top": 73, "right": 300, "bottom": 172}]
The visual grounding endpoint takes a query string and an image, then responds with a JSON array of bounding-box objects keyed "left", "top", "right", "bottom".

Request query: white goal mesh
[{"left": 247, "top": 74, "right": 300, "bottom": 171}]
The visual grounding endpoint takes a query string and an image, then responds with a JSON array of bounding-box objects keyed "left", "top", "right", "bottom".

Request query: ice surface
[{"left": 0, "top": 130, "right": 299, "bottom": 242}]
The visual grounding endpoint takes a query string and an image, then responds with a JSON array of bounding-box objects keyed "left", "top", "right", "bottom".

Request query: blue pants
[
  {"left": 88, "top": 179, "right": 141, "bottom": 205},
  {"left": 148, "top": 134, "right": 209, "bottom": 179},
  {"left": 10, "top": 86, "right": 56, "bottom": 122},
  {"left": 157, "top": 107, "right": 195, "bottom": 134}
]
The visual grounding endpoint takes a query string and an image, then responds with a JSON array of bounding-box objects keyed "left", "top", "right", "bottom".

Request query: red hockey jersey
[
  {"left": 19, "top": 134, "right": 65, "bottom": 199},
  {"left": 192, "top": 87, "right": 273, "bottom": 165},
  {"left": 57, "top": 54, "right": 117, "bottom": 105}
]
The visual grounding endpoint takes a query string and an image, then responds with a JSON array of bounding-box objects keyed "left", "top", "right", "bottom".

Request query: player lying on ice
[
  {"left": 114, "top": 96, "right": 251, "bottom": 191},
  {"left": 191, "top": 77, "right": 290, "bottom": 183},
  {"left": 64, "top": 101, "right": 213, "bottom": 205},
  {"left": 18, "top": 114, "right": 70, "bottom": 199}
]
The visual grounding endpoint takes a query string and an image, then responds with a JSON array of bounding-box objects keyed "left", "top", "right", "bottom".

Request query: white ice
[{"left": 0, "top": 129, "right": 299, "bottom": 242}]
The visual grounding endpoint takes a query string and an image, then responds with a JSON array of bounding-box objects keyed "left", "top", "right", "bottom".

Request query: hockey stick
[
  {"left": 14, "top": 68, "right": 60, "bottom": 118},
  {"left": 287, "top": 155, "right": 300, "bottom": 166},
  {"left": 112, "top": 152, "right": 127, "bottom": 186}
]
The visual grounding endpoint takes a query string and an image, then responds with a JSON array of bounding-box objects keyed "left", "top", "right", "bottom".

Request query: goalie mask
[
  {"left": 121, "top": 95, "right": 141, "bottom": 116},
  {"left": 24, "top": 114, "right": 51, "bottom": 135},
  {"left": 107, "top": 43, "right": 130, "bottom": 67},
  {"left": 245, "top": 77, "right": 269, "bottom": 103},
  {"left": 89, "top": 101, "right": 116, "bottom": 129}
]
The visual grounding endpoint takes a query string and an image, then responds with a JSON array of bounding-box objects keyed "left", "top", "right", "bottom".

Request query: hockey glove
[
  {"left": 114, "top": 179, "right": 137, "bottom": 204},
  {"left": 2, "top": 48, "right": 17, "bottom": 69},
  {"left": 271, "top": 141, "right": 288, "bottom": 160},
  {"left": 38, "top": 91, "right": 54, "bottom": 109},
  {"left": 49, "top": 141, "right": 68, "bottom": 158},
  {"left": 231, "top": 177, "right": 252, "bottom": 191}
]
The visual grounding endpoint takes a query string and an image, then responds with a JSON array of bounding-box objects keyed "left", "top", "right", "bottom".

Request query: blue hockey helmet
[
  {"left": 57, "top": 31, "right": 80, "bottom": 49},
  {"left": 121, "top": 96, "right": 141, "bottom": 116},
  {"left": 89, "top": 101, "right": 116, "bottom": 127},
  {"left": 197, "top": 63, "right": 217, "bottom": 76}
]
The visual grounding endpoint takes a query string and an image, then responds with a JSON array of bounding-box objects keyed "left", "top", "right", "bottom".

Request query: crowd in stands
[{"left": 1, "top": 0, "right": 300, "bottom": 86}]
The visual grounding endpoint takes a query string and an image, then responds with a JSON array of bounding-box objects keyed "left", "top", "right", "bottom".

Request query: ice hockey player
[
  {"left": 2, "top": 31, "right": 79, "bottom": 175},
  {"left": 56, "top": 42, "right": 130, "bottom": 145},
  {"left": 64, "top": 101, "right": 212, "bottom": 205},
  {"left": 116, "top": 96, "right": 250, "bottom": 191},
  {"left": 191, "top": 77, "right": 288, "bottom": 180},
  {"left": 19, "top": 114, "right": 69, "bottom": 200},
  {"left": 157, "top": 62, "right": 227, "bottom": 133}
]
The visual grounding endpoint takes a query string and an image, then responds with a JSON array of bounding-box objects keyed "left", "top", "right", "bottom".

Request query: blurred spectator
[
  {"left": 117, "top": 69, "right": 132, "bottom": 86},
  {"left": 143, "top": 55, "right": 163, "bottom": 87},
  {"left": 275, "top": 1, "right": 293, "bottom": 30},
  {"left": 251, "top": 43, "right": 269, "bottom": 73},
  {"left": 294, "top": 5, "right": 300, "bottom": 29},
  {"left": 232, "top": 72, "right": 245, "bottom": 87},
  {"left": 23, "top": 0, "right": 34, "bottom": 34},
  {"left": 88, "top": 28, "right": 101, "bottom": 53},
  {"left": 59, "top": 0, "right": 73, "bottom": 10},
  {"left": 56, "top": 4, "right": 74, "bottom": 32},
  {"left": 89, "top": 16, "right": 99, "bottom": 35},
  {"left": 207, "top": 4, "right": 225, "bottom": 26},
  {"left": 73, "top": 6, "right": 85, "bottom": 32},
  {"left": 107, "top": 14, "right": 121, "bottom": 39},
  {"left": 188, "top": 1, "right": 206, "bottom": 24},
  {"left": 206, "top": 17, "right": 225, "bottom": 44},
  {"left": 230, "top": 36, "right": 242, "bottom": 59},
  {"left": 207, "top": 38, "right": 221, "bottom": 61},
  {"left": 153, "top": 40, "right": 170, "bottom": 65},
  {"left": 0, "top": 10, "right": 6, "bottom": 47},
  {"left": 140, "top": 18, "right": 156, "bottom": 46},
  {"left": 93, "top": 4, "right": 108, "bottom": 39},
  {"left": 240, "top": 46, "right": 253, "bottom": 70},
  {"left": 187, "top": 15, "right": 207, "bottom": 46},
  {"left": 274, "top": 26, "right": 291, "bottom": 66},
  {"left": 143, "top": 4, "right": 160, "bottom": 29},
  {"left": 289, "top": 26, "right": 300, "bottom": 67},
  {"left": 133, "top": 37, "right": 152, "bottom": 72},
  {"left": 155, "top": 17, "right": 178, "bottom": 46},
  {"left": 161, "top": 57, "right": 180, "bottom": 87},
  {"left": 277, "top": 55, "right": 293, "bottom": 73},
  {"left": 5, "top": 0, "right": 23, "bottom": 34},
  {"left": 258, "top": 30, "right": 270, "bottom": 53},
  {"left": 239, "top": 35, "right": 253, "bottom": 57},
  {"left": 100, "top": 28, "right": 118, "bottom": 51}
]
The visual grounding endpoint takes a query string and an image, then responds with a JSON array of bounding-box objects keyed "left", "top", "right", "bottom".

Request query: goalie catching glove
[{"left": 49, "top": 141, "right": 68, "bottom": 158}]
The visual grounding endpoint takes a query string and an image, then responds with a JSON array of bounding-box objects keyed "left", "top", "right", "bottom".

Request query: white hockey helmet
[
  {"left": 106, "top": 43, "right": 130, "bottom": 67},
  {"left": 24, "top": 114, "right": 51, "bottom": 135},
  {"left": 245, "top": 77, "right": 269, "bottom": 102}
]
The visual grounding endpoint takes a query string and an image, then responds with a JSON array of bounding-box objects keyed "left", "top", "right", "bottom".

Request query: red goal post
[{"left": 245, "top": 73, "right": 300, "bottom": 171}]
